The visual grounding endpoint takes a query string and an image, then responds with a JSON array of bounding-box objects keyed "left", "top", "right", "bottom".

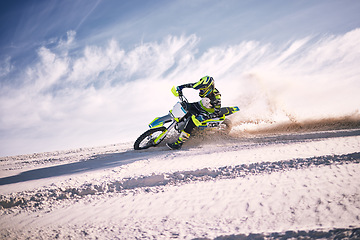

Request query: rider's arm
[
  {"left": 177, "top": 83, "right": 194, "bottom": 91},
  {"left": 211, "top": 90, "right": 222, "bottom": 116}
]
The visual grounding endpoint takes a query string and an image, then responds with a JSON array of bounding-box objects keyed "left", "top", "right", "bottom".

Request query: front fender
[{"left": 149, "top": 114, "right": 173, "bottom": 129}]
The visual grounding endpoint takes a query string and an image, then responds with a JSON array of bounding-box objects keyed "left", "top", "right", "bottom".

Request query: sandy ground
[{"left": 1, "top": 128, "right": 360, "bottom": 239}]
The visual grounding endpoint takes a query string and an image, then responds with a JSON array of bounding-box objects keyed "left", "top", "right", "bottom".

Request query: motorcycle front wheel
[{"left": 134, "top": 127, "right": 167, "bottom": 150}]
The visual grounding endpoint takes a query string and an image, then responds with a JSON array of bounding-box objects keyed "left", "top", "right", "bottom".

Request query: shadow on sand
[
  {"left": 0, "top": 148, "right": 169, "bottom": 186},
  {"left": 1, "top": 128, "right": 360, "bottom": 186}
]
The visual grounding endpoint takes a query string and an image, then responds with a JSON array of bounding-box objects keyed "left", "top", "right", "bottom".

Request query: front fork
[{"left": 153, "top": 120, "right": 177, "bottom": 144}]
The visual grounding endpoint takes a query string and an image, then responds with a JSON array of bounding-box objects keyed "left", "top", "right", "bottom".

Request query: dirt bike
[{"left": 134, "top": 86, "right": 239, "bottom": 150}]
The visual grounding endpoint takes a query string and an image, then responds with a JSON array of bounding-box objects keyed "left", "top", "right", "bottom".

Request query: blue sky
[
  {"left": 1, "top": 0, "right": 360, "bottom": 156},
  {"left": 2, "top": 0, "right": 359, "bottom": 65}
]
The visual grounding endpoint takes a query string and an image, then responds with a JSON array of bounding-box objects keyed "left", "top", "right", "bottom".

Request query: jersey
[
  {"left": 199, "top": 88, "right": 221, "bottom": 114},
  {"left": 178, "top": 83, "right": 221, "bottom": 116}
]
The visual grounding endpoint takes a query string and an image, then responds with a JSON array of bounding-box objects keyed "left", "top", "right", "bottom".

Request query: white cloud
[
  {"left": 0, "top": 57, "right": 13, "bottom": 78},
  {"left": 1, "top": 29, "right": 360, "bottom": 156},
  {"left": 57, "top": 30, "right": 77, "bottom": 49}
]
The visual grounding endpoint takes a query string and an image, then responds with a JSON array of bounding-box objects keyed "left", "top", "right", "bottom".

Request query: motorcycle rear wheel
[
  {"left": 134, "top": 127, "right": 167, "bottom": 150},
  {"left": 219, "top": 118, "right": 232, "bottom": 134}
]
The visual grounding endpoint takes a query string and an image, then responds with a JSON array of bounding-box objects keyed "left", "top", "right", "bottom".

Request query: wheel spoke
[{"left": 134, "top": 127, "right": 167, "bottom": 150}]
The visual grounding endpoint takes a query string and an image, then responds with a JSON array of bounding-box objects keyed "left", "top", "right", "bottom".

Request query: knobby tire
[{"left": 134, "top": 127, "right": 167, "bottom": 150}]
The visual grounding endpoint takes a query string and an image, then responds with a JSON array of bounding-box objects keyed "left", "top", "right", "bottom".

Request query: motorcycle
[{"left": 134, "top": 86, "right": 239, "bottom": 150}]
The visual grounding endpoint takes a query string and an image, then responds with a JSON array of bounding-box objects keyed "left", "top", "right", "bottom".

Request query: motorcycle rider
[{"left": 167, "top": 76, "right": 221, "bottom": 150}]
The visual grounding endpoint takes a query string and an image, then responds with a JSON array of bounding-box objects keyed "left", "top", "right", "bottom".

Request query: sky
[{"left": 1, "top": 0, "right": 360, "bottom": 156}]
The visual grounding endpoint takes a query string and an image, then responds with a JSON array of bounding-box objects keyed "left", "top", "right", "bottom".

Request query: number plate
[{"left": 207, "top": 122, "right": 220, "bottom": 127}]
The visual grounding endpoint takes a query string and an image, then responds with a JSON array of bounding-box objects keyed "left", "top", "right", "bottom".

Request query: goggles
[{"left": 199, "top": 87, "right": 213, "bottom": 97}]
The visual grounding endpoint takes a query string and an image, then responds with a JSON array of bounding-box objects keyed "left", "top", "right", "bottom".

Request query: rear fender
[{"left": 219, "top": 106, "right": 239, "bottom": 117}]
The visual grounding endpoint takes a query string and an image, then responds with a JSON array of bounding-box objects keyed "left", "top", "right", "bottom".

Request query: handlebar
[
  {"left": 178, "top": 92, "right": 188, "bottom": 103},
  {"left": 171, "top": 86, "right": 188, "bottom": 103}
]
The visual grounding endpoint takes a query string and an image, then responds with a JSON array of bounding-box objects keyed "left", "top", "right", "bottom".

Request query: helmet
[{"left": 193, "top": 76, "right": 214, "bottom": 97}]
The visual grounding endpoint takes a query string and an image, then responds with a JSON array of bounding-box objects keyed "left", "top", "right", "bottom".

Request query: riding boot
[{"left": 166, "top": 130, "right": 190, "bottom": 150}]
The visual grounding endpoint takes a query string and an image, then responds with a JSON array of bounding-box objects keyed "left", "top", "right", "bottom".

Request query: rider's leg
[
  {"left": 166, "top": 130, "right": 190, "bottom": 150},
  {"left": 167, "top": 115, "right": 201, "bottom": 150},
  {"left": 167, "top": 101, "right": 208, "bottom": 150}
]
